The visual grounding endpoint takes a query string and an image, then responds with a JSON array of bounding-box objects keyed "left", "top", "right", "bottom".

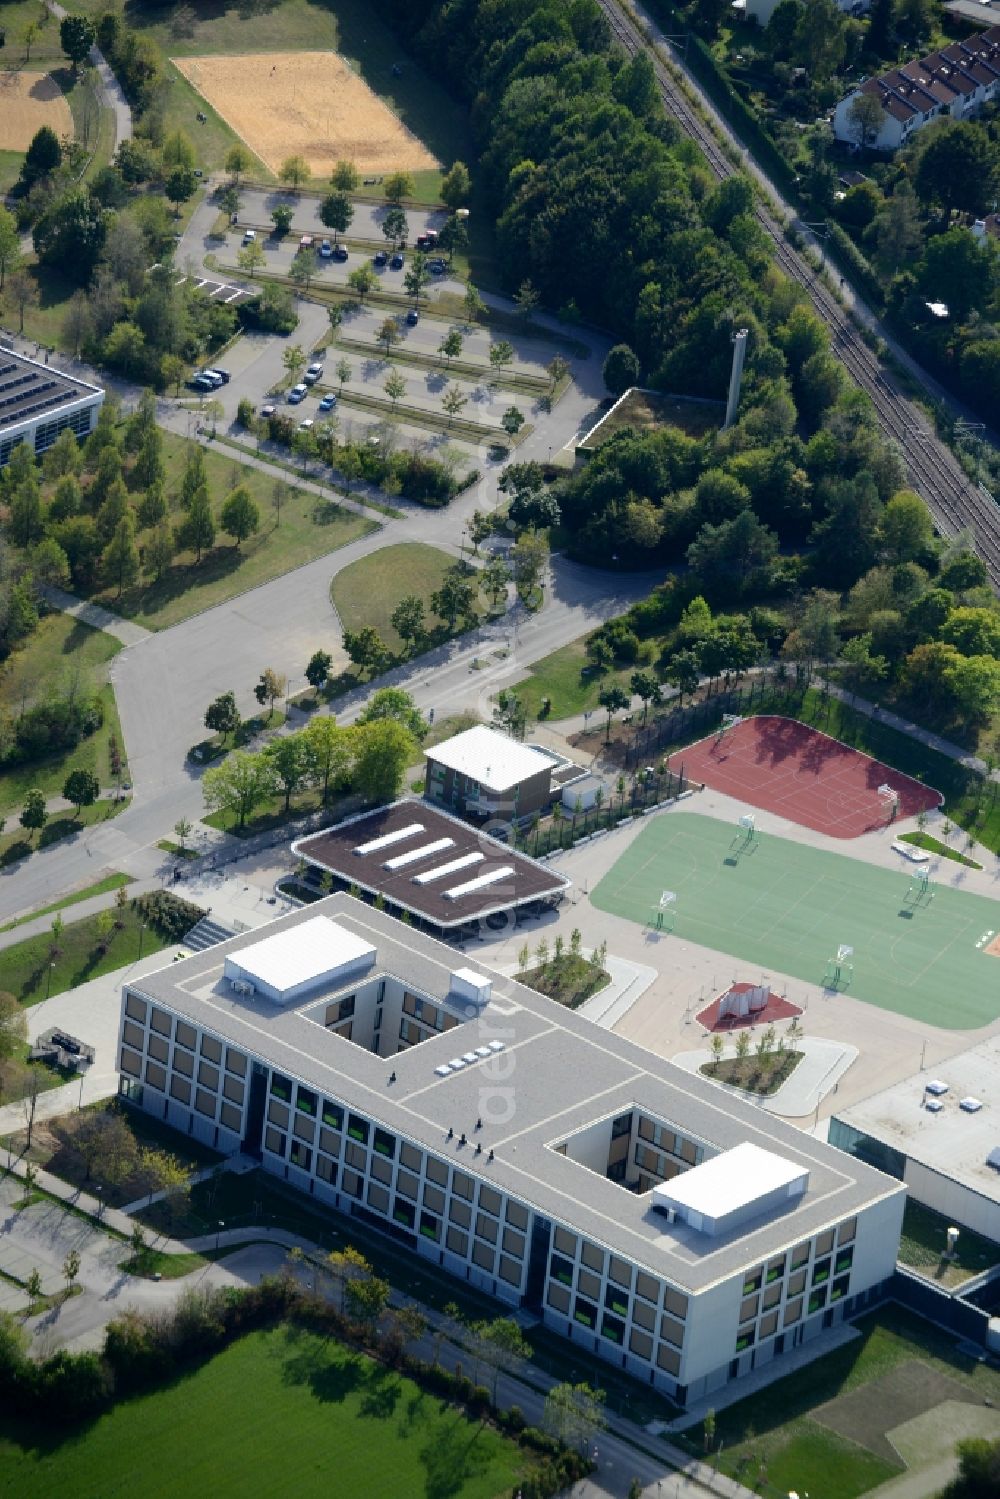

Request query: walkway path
[
  {"left": 38, "top": 583, "right": 151, "bottom": 647},
  {"left": 815, "top": 676, "right": 998, "bottom": 779},
  {"left": 46, "top": 0, "right": 133, "bottom": 154}
]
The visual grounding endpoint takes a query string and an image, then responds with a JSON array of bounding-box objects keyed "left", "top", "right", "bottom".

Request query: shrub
[{"left": 130, "top": 890, "right": 206, "bottom": 940}]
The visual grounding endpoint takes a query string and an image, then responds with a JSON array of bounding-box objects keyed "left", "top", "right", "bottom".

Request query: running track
[{"left": 669, "top": 716, "right": 942, "bottom": 838}]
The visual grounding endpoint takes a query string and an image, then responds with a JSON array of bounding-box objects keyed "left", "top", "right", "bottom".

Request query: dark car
[
  {"left": 406, "top": 309, "right": 419, "bottom": 326},
  {"left": 373, "top": 250, "right": 388, "bottom": 268},
  {"left": 428, "top": 258, "right": 447, "bottom": 275},
  {"left": 333, "top": 244, "right": 348, "bottom": 262},
  {"left": 187, "top": 374, "right": 215, "bottom": 392},
  {"left": 210, "top": 368, "right": 232, "bottom": 384},
  {"left": 389, "top": 253, "right": 404, "bottom": 270}
]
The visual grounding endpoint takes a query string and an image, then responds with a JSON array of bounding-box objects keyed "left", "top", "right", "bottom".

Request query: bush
[
  {"left": 2, "top": 693, "right": 103, "bottom": 768},
  {"left": 236, "top": 397, "right": 255, "bottom": 430},
  {"left": 130, "top": 890, "right": 206, "bottom": 940}
]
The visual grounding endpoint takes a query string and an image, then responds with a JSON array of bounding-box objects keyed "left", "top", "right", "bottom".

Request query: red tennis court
[{"left": 668, "top": 715, "right": 942, "bottom": 838}]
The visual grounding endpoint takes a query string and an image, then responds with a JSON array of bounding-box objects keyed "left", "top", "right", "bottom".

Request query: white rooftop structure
[
  {"left": 426, "top": 725, "right": 552, "bottom": 792},
  {"left": 653, "top": 1143, "right": 809, "bottom": 1237},
  {"left": 223, "top": 916, "right": 375, "bottom": 1005}
]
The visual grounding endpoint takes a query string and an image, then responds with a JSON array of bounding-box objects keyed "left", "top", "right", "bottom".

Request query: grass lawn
[
  {"left": 519, "top": 957, "right": 610, "bottom": 1009},
  {"left": 0, "top": 1323, "right": 535, "bottom": 1498},
  {"left": 899, "top": 830, "right": 981, "bottom": 869},
  {"left": 683, "top": 1305, "right": 1000, "bottom": 1499},
  {"left": 330, "top": 542, "right": 483, "bottom": 654},
  {"left": 119, "top": 1247, "right": 214, "bottom": 1280},
  {"left": 592, "top": 812, "right": 1000, "bottom": 1029},
  {"left": 115, "top": 0, "right": 474, "bottom": 200},
  {"left": 0, "top": 908, "right": 173, "bottom": 1007},
  {"left": 0, "top": 874, "right": 132, "bottom": 935},
  {"left": 700, "top": 1050, "right": 804, "bottom": 1096},
  {"left": 76, "top": 427, "right": 376, "bottom": 630},
  {"left": 513, "top": 638, "right": 634, "bottom": 720},
  {"left": 0, "top": 793, "right": 130, "bottom": 872},
  {"left": 0, "top": 614, "right": 127, "bottom": 821},
  {"left": 897, "top": 1199, "right": 1000, "bottom": 1288}
]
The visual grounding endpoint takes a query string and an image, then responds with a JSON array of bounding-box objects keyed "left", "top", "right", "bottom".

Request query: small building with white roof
[{"left": 424, "top": 724, "right": 556, "bottom": 824}]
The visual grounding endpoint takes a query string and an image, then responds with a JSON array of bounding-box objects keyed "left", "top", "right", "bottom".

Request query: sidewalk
[
  {"left": 816, "top": 676, "right": 997, "bottom": 779},
  {"left": 0, "top": 875, "right": 161, "bottom": 953}
]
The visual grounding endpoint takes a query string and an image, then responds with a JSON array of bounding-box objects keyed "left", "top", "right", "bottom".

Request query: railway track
[{"left": 597, "top": 0, "right": 1000, "bottom": 589}]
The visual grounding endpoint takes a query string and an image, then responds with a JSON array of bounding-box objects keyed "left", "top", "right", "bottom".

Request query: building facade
[
  {"left": 0, "top": 347, "right": 103, "bottom": 465},
  {"left": 117, "top": 898, "right": 904, "bottom": 1406},
  {"left": 833, "top": 28, "right": 1000, "bottom": 151},
  {"left": 424, "top": 725, "right": 555, "bottom": 824}
]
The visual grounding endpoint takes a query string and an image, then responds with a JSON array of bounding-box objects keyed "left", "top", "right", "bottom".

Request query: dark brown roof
[{"left": 292, "top": 799, "right": 570, "bottom": 930}]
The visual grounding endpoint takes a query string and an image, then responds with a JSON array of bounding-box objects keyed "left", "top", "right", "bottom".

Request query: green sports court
[{"left": 590, "top": 813, "right": 1000, "bottom": 1030}]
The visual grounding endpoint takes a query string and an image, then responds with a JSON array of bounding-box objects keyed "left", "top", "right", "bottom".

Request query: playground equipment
[{"left": 717, "top": 983, "right": 770, "bottom": 1022}]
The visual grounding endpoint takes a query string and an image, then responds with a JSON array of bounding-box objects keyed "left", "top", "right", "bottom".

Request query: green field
[
  {"left": 592, "top": 812, "right": 1000, "bottom": 1029},
  {"left": 0, "top": 907, "right": 172, "bottom": 1007},
  {"left": 0, "top": 1324, "right": 533, "bottom": 1498},
  {"left": 330, "top": 541, "right": 482, "bottom": 653}
]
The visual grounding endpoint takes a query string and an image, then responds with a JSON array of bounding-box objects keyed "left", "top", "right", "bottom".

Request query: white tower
[{"left": 722, "top": 328, "right": 749, "bottom": 431}]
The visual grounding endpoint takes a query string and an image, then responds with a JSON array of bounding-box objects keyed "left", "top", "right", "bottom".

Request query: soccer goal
[
  {"left": 650, "top": 889, "right": 677, "bottom": 932},
  {"left": 878, "top": 783, "right": 900, "bottom": 824},
  {"left": 905, "top": 870, "right": 935, "bottom": 907}
]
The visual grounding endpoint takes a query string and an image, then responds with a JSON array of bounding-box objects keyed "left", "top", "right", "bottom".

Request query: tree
[
  {"left": 442, "top": 388, "right": 467, "bottom": 426},
  {"left": 204, "top": 690, "right": 241, "bottom": 743},
  {"left": 390, "top": 595, "right": 426, "bottom": 654},
  {"left": 880, "top": 490, "right": 933, "bottom": 563},
  {"left": 439, "top": 329, "right": 463, "bottom": 367},
  {"left": 543, "top": 1382, "right": 606, "bottom": 1455},
  {"left": 440, "top": 160, "right": 471, "bottom": 209},
  {"left": 224, "top": 143, "right": 253, "bottom": 183},
  {"left": 60, "top": 14, "right": 95, "bottom": 71},
  {"left": 271, "top": 204, "right": 293, "bottom": 236},
  {"left": 202, "top": 750, "right": 278, "bottom": 829},
  {"left": 335, "top": 357, "right": 352, "bottom": 393},
  {"left": 510, "top": 527, "right": 549, "bottom": 596},
  {"left": 175, "top": 484, "right": 215, "bottom": 562},
  {"left": 480, "top": 556, "right": 511, "bottom": 609},
  {"left": 599, "top": 685, "right": 630, "bottom": 742},
  {"left": 347, "top": 265, "right": 377, "bottom": 303},
  {"left": 687, "top": 510, "right": 778, "bottom": 597},
  {"left": 146, "top": 524, "right": 174, "bottom": 581},
  {"left": 7, "top": 269, "right": 39, "bottom": 334},
  {"left": 0, "top": 205, "right": 21, "bottom": 289},
  {"left": 709, "top": 1033, "right": 725, "bottom": 1072},
  {"left": 358, "top": 687, "right": 427, "bottom": 740},
  {"left": 377, "top": 316, "right": 400, "bottom": 358},
  {"left": 326, "top": 1245, "right": 370, "bottom": 1312},
  {"left": 847, "top": 92, "right": 887, "bottom": 150},
  {"left": 266, "top": 734, "right": 310, "bottom": 811},
  {"left": 279, "top": 155, "right": 310, "bottom": 190},
  {"left": 352, "top": 719, "right": 416, "bottom": 803},
  {"left": 431, "top": 566, "right": 477, "bottom": 630},
  {"left": 489, "top": 340, "right": 514, "bottom": 382},
  {"left": 513, "top": 278, "right": 540, "bottom": 322},
  {"left": 29, "top": 536, "right": 70, "bottom": 590},
  {"left": 940, "top": 607, "right": 1000, "bottom": 660},
  {"left": 63, "top": 1249, "right": 81, "bottom": 1296},
  {"left": 289, "top": 247, "right": 314, "bottom": 294},
  {"left": 331, "top": 159, "right": 359, "bottom": 192},
  {"left": 381, "top": 206, "right": 408, "bottom": 247},
  {"left": 9, "top": 477, "right": 43, "bottom": 547},
  {"left": 403, "top": 251, "right": 431, "bottom": 305},
  {"left": 463, "top": 284, "right": 485, "bottom": 324},
  {"left": 346, "top": 1271, "right": 391, "bottom": 1339},
  {"left": 23, "top": 125, "right": 61, "bottom": 182},
  {"left": 282, "top": 344, "right": 306, "bottom": 385},
  {"left": 493, "top": 688, "right": 527, "bottom": 739},
  {"left": 237, "top": 240, "right": 265, "bottom": 278},
  {"left": 163, "top": 130, "right": 196, "bottom": 170},
  {"left": 305, "top": 649, "right": 333, "bottom": 692},
  {"left": 501, "top": 406, "right": 524, "bottom": 437},
  {"left": 941, "top": 1433, "right": 1000, "bottom": 1498},
  {"left": 102, "top": 512, "right": 140, "bottom": 598},
  {"left": 63, "top": 769, "right": 100, "bottom": 819},
  {"left": 383, "top": 171, "right": 414, "bottom": 203},
  {"left": 220, "top": 486, "right": 260, "bottom": 549},
  {"left": 630, "top": 670, "right": 661, "bottom": 723},
  {"left": 20, "top": 789, "right": 48, "bottom": 841},
  {"left": 302, "top": 717, "right": 352, "bottom": 803},
  {"left": 917, "top": 229, "right": 997, "bottom": 323},
  {"left": 477, "top": 1317, "right": 532, "bottom": 1402},
  {"left": 0, "top": 990, "right": 26, "bottom": 1063},
  {"left": 915, "top": 121, "right": 998, "bottom": 220},
  {"left": 602, "top": 343, "right": 640, "bottom": 396},
  {"left": 254, "top": 667, "right": 286, "bottom": 720},
  {"left": 546, "top": 354, "right": 569, "bottom": 393},
  {"left": 343, "top": 625, "right": 391, "bottom": 678},
  {"left": 320, "top": 191, "right": 353, "bottom": 242},
  {"left": 165, "top": 165, "right": 196, "bottom": 216},
  {"left": 173, "top": 817, "right": 192, "bottom": 853},
  {"left": 384, "top": 370, "right": 406, "bottom": 411}
]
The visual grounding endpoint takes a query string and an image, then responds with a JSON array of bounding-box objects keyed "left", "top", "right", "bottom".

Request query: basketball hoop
[
  {"left": 878, "top": 783, "right": 900, "bottom": 823},
  {"left": 717, "top": 713, "right": 743, "bottom": 741}
]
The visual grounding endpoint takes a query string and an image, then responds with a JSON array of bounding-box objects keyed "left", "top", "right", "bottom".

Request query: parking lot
[
  {"left": 232, "top": 188, "right": 448, "bottom": 246},
  {"left": 174, "top": 271, "right": 252, "bottom": 306},
  {"left": 222, "top": 231, "right": 466, "bottom": 302}
]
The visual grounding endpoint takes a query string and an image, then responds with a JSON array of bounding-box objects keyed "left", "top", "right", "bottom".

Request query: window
[
  {"left": 547, "top": 1282, "right": 571, "bottom": 1314},
  {"left": 170, "top": 1075, "right": 191, "bottom": 1105},
  {"left": 347, "top": 1113, "right": 369, "bottom": 1145},
  {"left": 296, "top": 1086, "right": 317, "bottom": 1117},
  {"left": 267, "top": 1099, "right": 289, "bottom": 1129},
  {"left": 150, "top": 1007, "right": 172, "bottom": 1037},
  {"left": 632, "top": 1299, "right": 655, "bottom": 1332},
  {"left": 175, "top": 1021, "right": 196, "bottom": 1050},
  {"left": 370, "top": 1154, "right": 392, "bottom": 1185},
  {"left": 475, "top": 1213, "right": 498, "bottom": 1245},
  {"left": 503, "top": 1227, "right": 525, "bottom": 1259},
  {"left": 396, "top": 1170, "right": 418, "bottom": 1201},
  {"left": 734, "top": 1330, "right": 754, "bottom": 1354},
  {"left": 791, "top": 1242, "right": 810, "bottom": 1271},
  {"left": 293, "top": 1115, "right": 316, "bottom": 1145},
  {"left": 446, "top": 1227, "right": 468, "bottom": 1257},
  {"left": 581, "top": 1240, "right": 604, "bottom": 1274},
  {"left": 479, "top": 1185, "right": 501, "bottom": 1217},
  {"left": 660, "top": 1315, "right": 684, "bottom": 1348},
  {"left": 264, "top": 1126, "right": 286, "bottom": 1156},
  {"left": 342, "top": 1169, "right": 362, "bottom": 1199},
  {"left": 367, "top": 1182, "right": 390, "bottom": 1214},
  {"left": 125, "top": 993, "right": 147, "bottom": 1023},
  {"left": 423, "top": 1184, "right": 445, "bottom": 1215},
  {"left": 419, "top": 1211, "right": 440, "bottom": 1242},
  {"left": 766, "top": 1257, "right": 785, "bottom": 1283},
  {"left": 393, "top": 1198, "right": 415, "bottom": 1231},
  {"left": 637, "top": 1272, "right": 660, "bottom": 1305},
  {"left": 608, "top": 1255, "right": 632, "bottom": 1290},
  {"left": 223, "top": 1075, "right": 245, "bottom": 1105},
  {"left": 319, "top": 1127, "right": 341, "bottom": 1157},
  {"left": 122, "top": 1020, "right": 145, "bottom": 1050},
  {"left": 601, "top": 1314, "right": 625, "bottom": 1346},
  {"left": 812, "top": 1257, "right": 831, "bottom": 1287},
  {"left": 195, "top": 1088, "right": 216, "bottom": 1119},
  {"left": 472, "top": 1240, "right": 495, "bottom": 1272},
  {"left": 220, "top": 1102, "right": 241, "bottom": 1132},
  {"left": 611, "top": 1113, "right": 632, "bottom": 1139},
  {"left": 760, "top": 1310, "right": 779, "bottom": 1339},
  {"left": 316, "top": 1154, "right": 337, "bottom": 1185},
  {"left": 499, "top": 1255, "right": 522, "bottom": 1287},
  {"left": 173, "top": 1047, "right": 194, "bottom": 1078},
  {"left": 784, "top": 1297, "right": 803, "bottom": 1327},
  {"left": 578, "top": 1268, "right": 601, "bottom": 1301},
  {"left": 816, "top": 1229, "right": 835, "bottom": 1257},
  {"left": 657, "top": 1343, "right": 681, "bottom": 1374},
  {"left": 553, "top": 1226, "right": 577, "bottom": 1257},
  {"left": 664, "top": 1288, "right": 687, "bottom": 1320},
  {"left": 835, "top": 1246, "right": 854, "bottom": 1276},
  {"left": 198, "top": 1061, "right": 219, "bottom": 1091},
  {"left": 448, "top": 1199, "right": 471, "bottom": 1230},
  {"left": 322, "top": 1100, "right": 343, "bottom": 1130},
  {"left": 630, "top": 1328, "right": 653, "bottom": 1359},
  {"left": 373, "top": 1127, "right": 395, "bottom": 1159},
  {"left": 573, "top": 1297, "right": 597, "bottom": 1330},
  {"left": 808, "top": 1287, "right": 827, "bottom": 1316},
  {"left": 120, "top": 1047, "right": 141, "bottom": 1077},
  {"left": 225, "top": 1048, "right": 246, "bottom": 1077},
  {"left": 838, "top": 1217, "right": 857, "bottom": 1246},
  {"left": 343, "top": 1141, "right": 365, "bottom": 1171},
  {"left": 290, "top": 1141, "right": 312, "bottom": 1171},
  {"left": 831, "top": 1275, "right": 850, "bottom": 1303},
  {"left": 742, "top": 1269, "right": 763, "bottom": 1296},
  {"left": 788, "top": 1268, "right": 807, "bottom": 1297},
  {"left": 452, "top": 1170, "right": 474, "bottom": 1201},
  {"left": 762, "top": 1282, "right": 782, "bottom": 1311},
  {"left": 271, "top": 1074, "right": 292, "bottom": 1104},
  {"left": 740, "top": 1295, "right": 759, "bottom": 1323},
  {"left": 145, "top": 1061, "right": 167, "bottom": 1092},
  {"left": 148, "top": 1035, "right": 169, "bottom": 1065},
  {"left": 200, "top": 1035, "right": 222, "bottom": 1064},
  {"left": 400, "top": 1142, "right": 422, "bottom": 1172},
  {"left": 550, "top": 1253, "right": 574, "bottom": 1287},
  {"left": 506, "top": 1200, "right": 529, "bottom": 1232}
]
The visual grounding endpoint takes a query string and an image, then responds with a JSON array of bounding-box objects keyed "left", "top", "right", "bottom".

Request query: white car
[
  {"left": 288, "top": 383, "right": 308, "bottom": 404},
  {"left": 298, "top": 418, "right": 315, "bottom": 431},
  {"left": 303, "top": 362, "right": 324, "bottom": 385},
  {"left": 241, "top": 228, "right": 256, "bottom": 244}
]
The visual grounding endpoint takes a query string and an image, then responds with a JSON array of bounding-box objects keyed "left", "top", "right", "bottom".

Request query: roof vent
[
  {"left": 925, "top": 1099, "right": 944, "bottom": 1114},
  {"left": 925, "top": 1080, "right": 948, "bottom": 1096},
  {"left": 960, "top": 1096, "right": 983, "bottom": 1113}
]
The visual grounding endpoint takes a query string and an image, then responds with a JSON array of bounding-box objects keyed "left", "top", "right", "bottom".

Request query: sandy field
[
  {"left": 0, "top": 71, "right": 73, "bottom": 151},
  {"left": 173, "top": 51, "right": 438, "bottom": 177}
]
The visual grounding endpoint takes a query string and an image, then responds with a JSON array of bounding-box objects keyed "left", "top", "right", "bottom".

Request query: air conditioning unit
[{"left": 231, "top": 978, "right": 255, "bottom": 998}]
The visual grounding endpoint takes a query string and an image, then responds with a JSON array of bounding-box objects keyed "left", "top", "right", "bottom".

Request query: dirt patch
[
  {"left": 0, "top": 70, "right": 73, "bottom": 151},
  {"left": 985, "top": 932, "right": 1000, "bottom": 958},
  {"left": 813, "top": 1359, "right": 981, "bottom": 1464},
  {"left": 173, "top": 51, "right": 438, "bottom": 177}
]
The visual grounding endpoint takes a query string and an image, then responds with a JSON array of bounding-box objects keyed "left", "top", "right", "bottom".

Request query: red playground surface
[
  {"left": 697, "top": 984, "right": 802, "bottom": 1034},
  {"left": 669, "top": 715, "right": 942, "bottom": 839}
]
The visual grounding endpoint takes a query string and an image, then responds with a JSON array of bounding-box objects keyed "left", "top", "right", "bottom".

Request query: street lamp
[
  {"left": 217, "top": 1219, "right": 224, "bottom": 1251},
  {"left": 45, "top": 961, "right": 55, "bottom": 1000},
  {"left": 95, "top": 1185, "right": 103, "bottom": 1220}
]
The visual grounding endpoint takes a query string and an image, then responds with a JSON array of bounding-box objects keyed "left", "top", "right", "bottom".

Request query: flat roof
[
  {"left": 133, "top": 895, "right": 901, "bottom": 1292},
  {"left": 833, "top": 1038, "right": 1000, "bottom": 1206},
  {"left": 228, "top": 916, "right": 374, "bottom": 992},
  {"left": 653, "top": 1144, "right": 807, "bottom": 1220},
  {"left": 0, "top": 346, "right": 102, "bottom": 432},
  {"left": 425, "top": 725, "right": 552, "bottom": 792},
  {"left": 291, "top": 800, "right": 569, "bottom": 929}
]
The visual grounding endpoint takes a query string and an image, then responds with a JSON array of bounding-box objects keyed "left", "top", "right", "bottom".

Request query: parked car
[
  {"left": 318, "top": 393, "right": 337, "bottom": 412},
  {"left": 428, "top": 257, "right": 447, "bottom": 275},
  {"left": 187, "top": 375, "right": 215, "bottom": 392},
  {"left": 406, "top": 309, "right": 419, "bottom": 326},
  {"left": 333, "top": 244, "right": 348, "bottom": 262},
  {"left": 198, "top": 370, "right": 224, "bottom": 389},
  {"left": 242, "top": 229, "right": 256, "bottom": 244},
  {"left": 319, "top": 239, "right": 333, "bottom": 258},
  {"left": 373, "top": 250, "right": 388, "bottom": 268},
  {"left": 260, "top": 403, "right": 276, "bottom": 418},
  {"left": 389, "top": 253, "right": 404, "bottom": 270},
  {"left": 303, "top": 362, "right": 324, "bottom": 385},
  {"left": 416, "top": 230, "right": 439, "bottom": 250},
  {"left": 288, "top": 383, "right": 308, "bottom": 404},
  {"left": 207, "top": 368, "right": 231, "bottom": 384},
  {"left": 299, "top": 234, "right": 314, "bottom": 250},
  {"left": 297, "top": 418, "right": 315, "bottom": 431}
]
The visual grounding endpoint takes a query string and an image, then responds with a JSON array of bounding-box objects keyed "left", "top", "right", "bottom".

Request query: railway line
[{"left": 597, "top": 0, "right": 1000, "bottom": 589}]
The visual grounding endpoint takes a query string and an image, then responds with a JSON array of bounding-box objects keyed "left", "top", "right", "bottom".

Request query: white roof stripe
[{"left": 383, "top": 838, "right": 454, "bottom": 871}]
